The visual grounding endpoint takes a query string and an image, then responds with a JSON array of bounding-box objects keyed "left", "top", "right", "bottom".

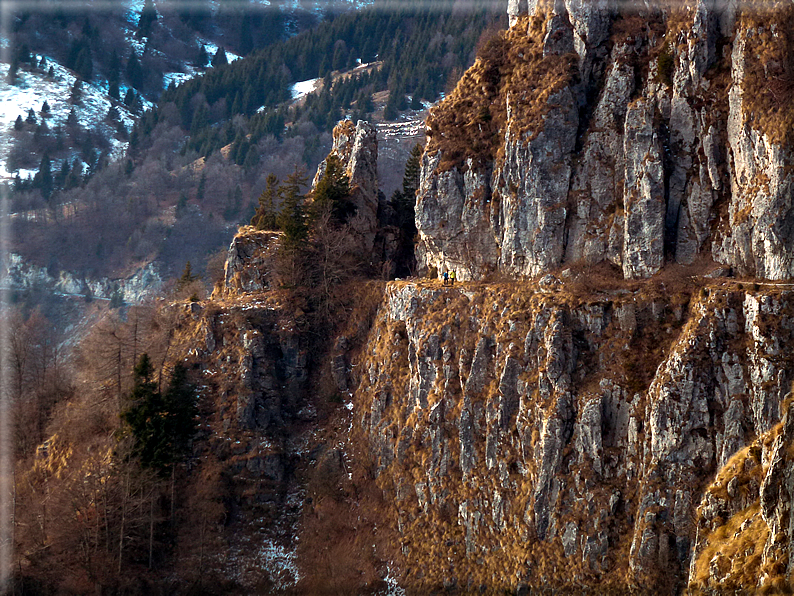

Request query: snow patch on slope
[
  {"left": 290, "top": 78, "right": 318, "bottom": 99},
  {"left": 0, "top": 59, "right": 144, "bottom": 180}
]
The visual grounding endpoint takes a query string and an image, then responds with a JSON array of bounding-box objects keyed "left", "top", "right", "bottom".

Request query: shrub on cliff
[{"left": 310, "top": 155, "right": 354, "bottom": 224}]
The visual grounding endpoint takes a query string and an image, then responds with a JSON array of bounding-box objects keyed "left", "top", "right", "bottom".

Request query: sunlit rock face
[
  {"left": 313, "top": 119, "right": 380, "bottom": 254},
  {"left": 352, "top": 282, "right": 794, "bottom": 593},
  {"left": 416, "top": 0, "right": 794, "bottom": 282}
]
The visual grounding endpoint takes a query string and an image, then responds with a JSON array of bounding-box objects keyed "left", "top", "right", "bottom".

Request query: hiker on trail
[
  {"left": 450, "top": 271, "right": 455, "bottom": 286},
  {"left": 443, "top": 271, "right": 449, "bottom": 286}
]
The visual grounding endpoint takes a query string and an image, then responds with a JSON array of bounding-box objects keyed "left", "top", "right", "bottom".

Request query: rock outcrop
[
  {"left": 416, "top": 0, "right": 794, "bottom": 281},
  {"left": 0, "top": 253, "right": 162, "bottom": 303},
  {"left": 168, "top": 294, "right": 310, "bottom": 590},
  {"left": 689, "top": 396, "right": 794, "bottom": 593},
  {"left": 312, "top": 119, "right": 380, "bottom": 255},
  {"left": 352, "top": 280, "right": 794, "bottom": 593},
  {"left": 220, "top": 227, "right": 281, "bottom": 296}
]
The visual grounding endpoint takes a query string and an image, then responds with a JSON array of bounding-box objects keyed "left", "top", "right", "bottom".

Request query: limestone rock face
[
  {"left": 353, "top": 282, "right": 794, "bottom": 592},
  {"left": 713, "top": 27, "right": 794, "bottom": 279},
  {"left": 414, "top": 155, "right": 499, "bottom": 280},
  {"left": 507, "top": 0, "right": 530, "bottom": 28},
  {"left": 496, "top": 88, "right": 578, "bottom": 277},
  {"left": 622, "top": 99, "right": 664, "bottom": 279},
  {"left": 313, "top": 119, "right": 380, "bottom": 254},
  {"left": 221, "top": 227, "right": 281, "bottom": 296},
  {"left": 415, "top": 0, "right": 794, "bottom": 281},
  {"left": 0, "top": 253, "right": 162, "bottom": 303}
]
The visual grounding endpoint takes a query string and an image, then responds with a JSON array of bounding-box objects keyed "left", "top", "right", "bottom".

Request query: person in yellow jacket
[{"left": 449, "top": 270, "right": 455, "bottom": 286}]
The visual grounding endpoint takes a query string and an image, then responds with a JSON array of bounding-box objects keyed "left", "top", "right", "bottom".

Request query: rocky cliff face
[
  {"left": 143, "top": 4, "right": 794, "bottom": 593},
  {"left": 417, "top": 0, "right": 794, "bottom": 281},
  {"left": 351, "top": 279, "right": 794, "bottom": 593},
  {"left": 1, "top": 253, "right": 162, "bottom": 303},
  {"left": 169, "top": 291, "right": 311, "bottom": 590},
  {"left": 219, "top": 227, "right": 282, "bottom": 296}
]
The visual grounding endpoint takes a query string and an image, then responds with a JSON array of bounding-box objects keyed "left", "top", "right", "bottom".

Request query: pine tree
[
  {"left": 243, "top": 144, "right": 259, "bottom": 170},
  {"left": 123, "top": 87, "right": 136, "bottom": 106},
  {"left": 57, "top": 159, "right": 70, "bottom": 188},
  {"left": 311, "top": 154, "right": 353, "bottom": 224},
  {"left": 109, "top": 49, "right": 121, "bottom": 84},
  {"left": 178, "top": 261, "right": 197, "bottom": 289},
  {"left": 36, "top": 154, "right": 53, "bottom": 200},
  {"left": 75, "top": 46, "right": 93, "bottom": 80},
  {"left": 41, "top": 101, "right": 50, "bottom": 115},
  {"left": 26, "top": 109, "right": 37, "bottom": 125},
  {"left": 122, "top": 354, "right": 160, "bottom": 464},
  {"left": 197, "top": 171, "right": 206, "bottom": 201},
  {"left": 197, "top": 44, "right": 209, "bottom": 68},
  {"left": 65, "top": 159, "right": 83, "bottom": 189},
  {"left": 402, "top": 143, "right": 422, "bottom": 199},
  {"left": 137, "top": 0, "right": 158, "bottom": 38},
  {"left": 162, "top": 363, "right": 198, "bottom": 458},
  {"left": 393, "top": 143, "right": 422, "bottom": 232},
  {"left": 122, "top": 354, "right": 197, "bottom": 474},
  {"left": 252, "top": 174, "right": 279, "bottom": 230},
  {"left": 384, "top": 94, "right": 398, "bottom": 121},
  {"left": 126, "top": 52, "right": 143, "bottom": 90},
  {"left": 277, "top": 167, "right": 309, "bottom": 248},
  {"left": 70, "top": 79, "right": 82, "bottom": 104},
  {"left": 14, "top": 115, "right": 23, "bottom": 131},
  {"left": 211, "top": 47, "right": 228, "bottom": 68}
]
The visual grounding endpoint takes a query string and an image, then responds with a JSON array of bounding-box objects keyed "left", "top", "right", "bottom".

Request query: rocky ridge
[
  {"left": 0, "top": 253, "right": 162, "bottom": 303},
  {"left": 312, "top": 119, "right": 381, "bottom": 255}
]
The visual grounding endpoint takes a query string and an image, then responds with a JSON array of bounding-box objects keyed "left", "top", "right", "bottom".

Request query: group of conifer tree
[
  {"left": 250, "top": 156, "right": 353, "bottom": 247},
  {"left": 133, "top": 1, "right": 503, "bottom": 161},
  {"left": 249, "top": 140, "right": 422, "bottom": 296},
  {"left": 122, "top": 354, "right": 197, "bottom": 473}
]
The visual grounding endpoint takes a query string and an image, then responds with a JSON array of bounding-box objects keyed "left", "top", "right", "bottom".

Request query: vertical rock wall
[
  {"left": 415, "top": 1, "right": 794, "bottom": 282},
  {"left": 352, "top": 282, "right": 794, "bottom": 593}
]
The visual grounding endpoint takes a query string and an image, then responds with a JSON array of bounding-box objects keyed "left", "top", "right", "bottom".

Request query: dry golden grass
[
  {"left": 739, "top": 2, "right": 794, "bottom": 147},
  {"left": 689, "top": 503, "right": 769, "bottom": 593},
  {"left": 425, "top": 12, "right": 578, "bottom": 172},
  {"left": 688, "top": 393, "right": 794, "bottom": 594}
]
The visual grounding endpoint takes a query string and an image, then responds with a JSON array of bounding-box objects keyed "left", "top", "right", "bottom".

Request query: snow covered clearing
[
  {"left": 290, "top": 78, "right": 318, "bottom": 99},
  {"left": 0, "top": 60, "right": 142, "bottom": 180},
  {"left": 200, "top": 41, "right": 242, "bottom": 64}
]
